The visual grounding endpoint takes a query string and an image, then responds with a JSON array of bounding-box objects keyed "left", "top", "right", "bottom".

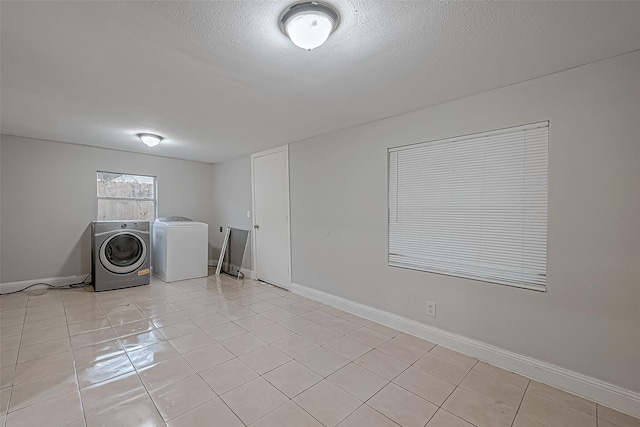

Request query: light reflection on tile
[
  {"left": 127, "top": 341, "right": 180, "bottom": 370},
  {"left": 72, "top": 339, "right": 125, "bottom": 367},
  {"left": 0, "top": 277, "right": 637, "bottom": 427},
  {"left": 119, "top": 330, "right": 167, "bottom": 351},
  {"left": 76, "top": 353, "right": 135, "bottom": 388}
]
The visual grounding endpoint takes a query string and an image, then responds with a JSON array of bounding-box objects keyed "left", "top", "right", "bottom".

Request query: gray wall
[
  {"left": 210, "top": 155, "right": 253, "bottom": 271},
  {"left": 289, "top": 51, "right": 640, "bottom": 391},
  {"left": 0, "top": 135, "right": 213, "bottom": 283},
  {"left": 0, "top": 141, "right": 3, "bottom": 280}
]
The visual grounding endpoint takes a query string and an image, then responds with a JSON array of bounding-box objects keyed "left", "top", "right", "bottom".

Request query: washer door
[{"left": 99, "top": 231, "right": 147, "bottom": 274}]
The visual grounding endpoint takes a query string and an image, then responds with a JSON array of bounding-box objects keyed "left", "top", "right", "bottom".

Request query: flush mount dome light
[
  {"left": 137, "top": 133, "right": 163, "bottom": 147},
  {"left": 280, "top": 2, "right": 339, "bottom": 51}
]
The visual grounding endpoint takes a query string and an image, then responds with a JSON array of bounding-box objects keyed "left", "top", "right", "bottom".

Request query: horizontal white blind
[{"left": 389, "top": 122, "right": 548, "bottom": 290}]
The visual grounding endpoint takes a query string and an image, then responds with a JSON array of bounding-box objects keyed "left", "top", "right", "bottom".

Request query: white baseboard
[
  {"left": 290, "top": 282, "right": 640, "bottom": 419},
  {"left": 1, "top": 274, "right": 91, "bottom": 294}
]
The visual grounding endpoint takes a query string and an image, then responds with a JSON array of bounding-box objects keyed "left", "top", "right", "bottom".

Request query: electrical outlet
[
  {"left": 426, "top": 301, "right": 436, "bottom": 317},
  {"left": 219, "top": 226, "right": 223, "bottom": 232}
]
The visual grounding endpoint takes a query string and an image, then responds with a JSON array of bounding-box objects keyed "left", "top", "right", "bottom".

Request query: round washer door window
[{"left": 99, "top": 232, "right": 147, "bottom": 274}]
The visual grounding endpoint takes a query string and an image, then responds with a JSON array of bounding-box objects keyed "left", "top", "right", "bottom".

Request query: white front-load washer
[
  {"left": 91, "top": 221, "right": 151, "bottom": 291},
  {"left": 152, "top": 217, "right": 208, "bottom": 282}
]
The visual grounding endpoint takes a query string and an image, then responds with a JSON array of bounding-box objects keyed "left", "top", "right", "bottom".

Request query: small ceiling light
[
  {"left": 137, "top": 133, "right": 163, "bottom": 147},
  {"left": 280, "top": 2, "right": 339, "bottom": 51}
]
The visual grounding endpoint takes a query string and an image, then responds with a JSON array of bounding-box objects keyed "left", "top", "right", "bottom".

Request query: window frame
[
  {"left": 96, "top": 171, "right": 158, "bottom": 221},
  {"left": 387, "top": 122, "right": 549, "bottom": 292}
]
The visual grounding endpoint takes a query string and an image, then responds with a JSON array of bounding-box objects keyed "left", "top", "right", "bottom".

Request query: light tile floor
[{"left": 0, "top": 273, "right": 638, "bottom": 427}]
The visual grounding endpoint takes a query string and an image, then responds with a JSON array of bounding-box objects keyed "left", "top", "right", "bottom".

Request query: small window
[
  {"left": 97, "top": 171, "right": 156, "bottom": 221},
  {"left": 388, "top": 122, "right": 549, "bottom": 291}
]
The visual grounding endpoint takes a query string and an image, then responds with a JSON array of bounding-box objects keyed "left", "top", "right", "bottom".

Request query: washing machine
[
  {"left": 152, "top": 217, "right": 208, "bottom": 282},
  {"left": 91, "top": 221, "right": 151, "bottom": 291}
]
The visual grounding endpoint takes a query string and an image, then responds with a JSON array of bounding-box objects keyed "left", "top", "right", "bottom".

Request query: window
[
  {"left": 97, "top": 171, "right": 156, "bottom": 221},
  {"left": 388, "top": 122, "right": 549, "bottom": 291}
]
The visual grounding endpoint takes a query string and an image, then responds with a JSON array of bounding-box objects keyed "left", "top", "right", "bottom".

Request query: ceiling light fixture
[
  {"left": 137, "top": 133, "right": 163, "bottom": 147},
  {"left": 280, "top": 2, "right": 339, "bottom": 51}
]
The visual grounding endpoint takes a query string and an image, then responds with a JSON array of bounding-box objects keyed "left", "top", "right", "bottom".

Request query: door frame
[{"left": 250, "top": 145, "right": 292, "bottom": 289}]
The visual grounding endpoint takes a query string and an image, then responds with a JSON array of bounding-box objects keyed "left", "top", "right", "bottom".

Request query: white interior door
[{"left": 252, "top": 147, "right": 291, "bottom": 289}]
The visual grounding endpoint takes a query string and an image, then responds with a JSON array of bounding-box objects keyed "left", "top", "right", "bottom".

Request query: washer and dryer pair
[{"left": 91, "top": 217, "right": 208, "bottom": 291}]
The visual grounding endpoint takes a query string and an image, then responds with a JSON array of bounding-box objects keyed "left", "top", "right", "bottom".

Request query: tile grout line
[
  {"left": 116, "top": 310, "right": 166, "bottom": 427},
  {"left": 5, "top": 292, "right": 66, "bottom": 414},
  {"left": 190, "top": 278, "right": 282, "bottom": 426},
  {"left": 509, "top": 371, "right": 531, "bottom": 427},
  {"left": 2, "top": 280, "right": 638, "bottom": 426},
  {"left": 70, "top": 289, "right": 144, "bottom": 425},
  {"left": 4, "top": 291, "right": 72, "bottom": 421},
  {"left": 63, "top": 290, "right": 89, "bottom": 426},
  {"left": 208, "top": 285, "right": 344, "bottom": 426},
  {"left": 1, "top": 305, "right": 25, "bottom": 424},
  {"left": 195, "top": 373, "right": 248, "bottom": 427}
]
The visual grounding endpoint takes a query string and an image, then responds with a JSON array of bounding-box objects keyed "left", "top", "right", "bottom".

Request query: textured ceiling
[{"left": 2, "top": 1, "right": 640, "bottom": 163}]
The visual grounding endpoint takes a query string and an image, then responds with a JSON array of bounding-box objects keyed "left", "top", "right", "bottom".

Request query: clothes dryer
[{"left": 91, "top": 221, "right": 150, "bottom": 291}]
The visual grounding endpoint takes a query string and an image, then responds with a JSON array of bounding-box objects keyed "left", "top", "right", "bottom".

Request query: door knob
[{"left": 254, "top": 224, "right": 259, "bottom": 229}]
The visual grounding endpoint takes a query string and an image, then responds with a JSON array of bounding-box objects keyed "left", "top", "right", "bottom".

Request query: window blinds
[{"left": 388, "top": 122, "right": 548, "bottom": 291}]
